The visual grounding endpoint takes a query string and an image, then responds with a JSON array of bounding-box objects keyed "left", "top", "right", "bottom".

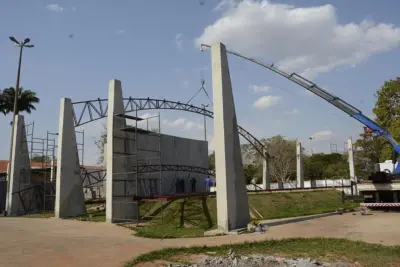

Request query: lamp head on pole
[{"left": 9, "top": 36, "right": 20, "bottom": 45}]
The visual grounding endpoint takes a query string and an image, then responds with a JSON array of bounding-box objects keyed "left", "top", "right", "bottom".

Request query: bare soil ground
[{"left": 0, "top": 212, "right": 399, "bottom": 267}]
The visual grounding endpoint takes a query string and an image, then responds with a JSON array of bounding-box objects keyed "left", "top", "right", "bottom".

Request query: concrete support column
[
  {"left": 262, "top": 148, "right": 270, "bottom": 190},
  {"left": 50, "top": 159, "right": 55, "bottom": 182},
  {"left": 106, "top": 79, "right": 136, "bottom": 223},
  {"left": 348, "top": 137, "right": 356, "bottom": 182},
  {"left": 6, "top": 115, "right": 31, "bottom": 216},
  {"left": 296, "top": 140, "right": 304, "bottom": 188},
  {"left": 375, "top": 191, "right": 380, "bottom": 203},
  {"left": 55, "top": 98, "right": 86, "bottom": 218},
  {"left": 394, "top": 191, "right": 399, "bottom": 203},
  {"left": 211, "top": 42, "right": 250, "bottom": 232}
]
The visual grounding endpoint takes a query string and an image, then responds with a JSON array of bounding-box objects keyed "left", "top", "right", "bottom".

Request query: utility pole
[
  {"left": 201, "top": 104, "right": 209, "bottom": 141},
  {"left": 5, "top": 37, "right": 34, "bottom": 216}
]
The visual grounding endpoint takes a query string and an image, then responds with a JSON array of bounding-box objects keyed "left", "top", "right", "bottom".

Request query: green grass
[
  {"left": 248, "top": 190, "right": 357, "bottom": 220},
  {"left": 134, "top": 190, "right": 358, "bottom": 239},
  {"left": 125, "top": 237, "right": 400, "bottom": 267}
]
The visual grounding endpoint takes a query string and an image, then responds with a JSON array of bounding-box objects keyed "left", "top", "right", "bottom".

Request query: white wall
[{"left": 210, "top": 179, "right": 353, "bottom": 195}]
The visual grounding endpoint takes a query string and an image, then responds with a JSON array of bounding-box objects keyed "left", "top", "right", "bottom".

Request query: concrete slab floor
[{"left": 0, "top": 212, "right": 399, "bottom": 267}]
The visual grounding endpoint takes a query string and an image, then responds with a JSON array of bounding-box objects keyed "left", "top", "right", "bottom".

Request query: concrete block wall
[
  {"left": 136, "top": 132, "right": 209, "bottom": 196},
  {"left": 102, "top": 131, "right": 209, "bottom": 197}
]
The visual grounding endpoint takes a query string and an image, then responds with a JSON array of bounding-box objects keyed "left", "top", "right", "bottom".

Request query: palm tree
[
  {"left": 0, "top": 87, "right": 40, "bottom": 115},
  {"left": 0, "top": 90, "right": 5, "bottom": 115}
]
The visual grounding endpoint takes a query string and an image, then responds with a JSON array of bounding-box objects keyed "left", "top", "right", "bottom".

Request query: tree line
[{"left": 209, "top": 77, "right": 400, "bottom": 184}]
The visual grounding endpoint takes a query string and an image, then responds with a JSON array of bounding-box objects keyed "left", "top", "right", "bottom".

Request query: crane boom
[{"left": 201, "top": 44, "right": 400, "bottom": 152}]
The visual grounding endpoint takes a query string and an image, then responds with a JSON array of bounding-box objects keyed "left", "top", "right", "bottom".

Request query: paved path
[{"left": 0, "top": 213, "right": 399, "bottom": 267}]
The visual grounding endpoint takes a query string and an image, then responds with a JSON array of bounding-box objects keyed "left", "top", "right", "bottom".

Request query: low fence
[{"left": 210, "top": 179, "right": 353, "bottom": 195}]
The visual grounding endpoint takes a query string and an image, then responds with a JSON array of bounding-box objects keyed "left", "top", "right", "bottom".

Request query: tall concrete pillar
[
  {"left": 211, "top": 42, "right": 250, "bottom": 232},
  {"left": 347, "top": 137, "right": 356, "bottom": 182},
  {"left": 6, "top": 115, "right": 31, "bottom": 215},
  {"left": 55, "top": 98, "right": 86, "bottom": 218},
  {"left": 296, "top": 140, "right": 304, "bottom": 188},
  {"left": 262, "top": 148, "right": 270, "bottom": 190},
  {"left": 106, "top": 79, "right": 137, "bottom": 223}
]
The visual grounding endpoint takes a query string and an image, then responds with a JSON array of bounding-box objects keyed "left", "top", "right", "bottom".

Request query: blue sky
[{"left": 1, "top": 0, "right": 400, "bottom": 165}]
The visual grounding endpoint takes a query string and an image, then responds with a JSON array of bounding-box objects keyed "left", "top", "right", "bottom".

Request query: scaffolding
[{"left": 111, "top": 111, "right": 162, "bottom": 223}]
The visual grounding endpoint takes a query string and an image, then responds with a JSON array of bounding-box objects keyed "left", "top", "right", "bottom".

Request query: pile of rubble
[{"left": 166, "top": 250, "right": 351, "bottom": 267}]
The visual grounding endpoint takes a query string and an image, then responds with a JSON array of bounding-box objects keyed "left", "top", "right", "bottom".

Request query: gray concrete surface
[
  {"left": 211, "top": 42, "right": 250, "bottom": 232},
  {"left": 0, "top": 212, "right": 399, "bottom": 267},
  {"left": 296, "top": 140, "right": 304, "bottom": 188},
  {"left": 106, "top": 79, "right": 137, "bottom": 223},
  {"left": 6, "top": 115, "right": 33, "bottom": 216},
  {"left": 55, "top": 98, "right": 87, "bottom": 219}
]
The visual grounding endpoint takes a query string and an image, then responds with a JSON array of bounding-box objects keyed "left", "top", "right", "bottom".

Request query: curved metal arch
[{"left": 72, "top": 97, "right": 268, "bottom": 159}]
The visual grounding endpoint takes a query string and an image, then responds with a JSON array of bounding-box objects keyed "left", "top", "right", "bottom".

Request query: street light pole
[
  {"left": 309, "top": 136, "right": 314, "bottom": 155},
  {"left": 5, "top": 37, "right": 34, "bottom": 216},
  {"left": 201, "top": 104, "right": 209, "bottom": 141}
]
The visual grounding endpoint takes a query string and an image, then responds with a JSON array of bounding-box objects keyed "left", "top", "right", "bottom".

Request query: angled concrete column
[
  {"left": 6, "top": 115, "right": 31, "bottom": 215},
  {"left": 296, "top": 140, "right": 304, "bottom": 188},
  {"left": 347, "top": 137, "right": 356, "bottom": 182},
  {"left": 262, "top": 148, "right": 270, "bottom": 190},
  {"left": 106, "top": 79, "right": 137, "bottom": 223},
  {"left": 55, "top": 98, "right": 86, "bottom": 218},
  {"left": 211, "top": 42, "right": 250, "bottom": 232}
]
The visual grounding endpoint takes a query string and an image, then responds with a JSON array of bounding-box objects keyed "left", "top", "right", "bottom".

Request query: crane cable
[{"left": 185, "top": 69, "right": 213, "bottom": 107}]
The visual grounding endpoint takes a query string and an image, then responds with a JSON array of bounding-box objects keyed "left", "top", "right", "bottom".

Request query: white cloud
[
  {"left": 116, "top": 29, "right": 125, "bottom": 35},
  {"left": 181, "top": 81, "right": 190, "bottom": 88},
  {"left": 284, "top": 108, "right": 300, "bottom": 115},
  {"left": 249, "top": 84, "right": 270, "bottom": 93},
  {"left": 175, "top": 33, "right": 184, "bottom": 51},
  {"left": 46, "top": 4, "right": 64, "bottom": 12},
  {"left": 253, "top": 95, "right": 281, "bottom": 109},
  {"left": 163, "top": 118, "right": 203, "bottom": 131},
  {"left": 310, "top": 130, "right": 333, "bottom": 141},
  {"left": 45, "top": 4, "right": 76, "bottom": 12},
  {"left": 195, "top": 0, "right": 400, "bottom": 79}
]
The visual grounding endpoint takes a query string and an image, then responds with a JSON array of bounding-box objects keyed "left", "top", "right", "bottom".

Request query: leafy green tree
[
  {"left": 303, "top": 153, "right": 349, "bottom": 180},
  {"left": 0, "top": 87, "right": 40, "bottom": 115},
  {"left": 372, "top": 77, "right": 400, "bottom": 160},
  {"left": 243, "top": 164, "right": 261, "bottom": 184},
  {"left": 242, "top": 135, "right": 297, "bottom": 183},
  {"left": 208, "top": 151, "right": 215, "bottom": 170},
  {"left": 94, "top": 124, "right": 107, "bottom": 164},
  {"left": 31, "top": 154, "right": 54, "bottom": 163}
]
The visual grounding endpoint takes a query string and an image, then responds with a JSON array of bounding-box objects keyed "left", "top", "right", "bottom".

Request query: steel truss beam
[
  {"left": 135, "top": 164, "right": 215, "bottom": 176},
  {"left": 80, "top": 165, "right": 214, "bottom": 188},
  {"left": 72, "top": 97, "right": 268, "bottom": 159}
]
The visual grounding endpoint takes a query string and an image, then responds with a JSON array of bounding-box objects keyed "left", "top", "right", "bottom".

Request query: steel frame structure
[
  {"left": 71, "top": 97, "right": 269, "bottom": 159},
  {"left": 80, "top": 164, "right": 214, "bottom": 186}
]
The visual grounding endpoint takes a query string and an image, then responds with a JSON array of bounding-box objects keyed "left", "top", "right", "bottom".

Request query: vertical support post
[
  {"left": 55, "top": 98, "right": 86, "bottom": 218},
  {"left": 394, "top": 191, "right": 399, "bottom": 203},
  {"left": 347, "top": 137, "right": 357, "bottom": 194},
  {"left": 348, "top": 137, "right": 356, "bottom": 179},
  {"left": 211, "top": 42, "right": 250, "bottom": 232},
  {"left": 375, "top": 191, "right": 380, "bottom": 203},
  {"left": 262, "top": 148, "right": 270, "bottom": 190},
  {"left": 50, "top": 159, "right": 55, "bottom": 182},
  {"left": 106, "top": 79, "right": 136, "bottom": 223},
  {"left": 6, "top": 115, "right": 30, "bottom": 216},
  {"left": 296, "top": 140, "right": 304, "bottom": 188}
]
